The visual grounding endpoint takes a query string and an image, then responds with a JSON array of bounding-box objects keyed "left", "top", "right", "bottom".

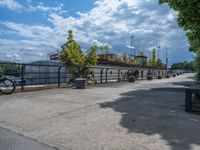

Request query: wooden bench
[{"left": 185, "top": 82, "right": 200, "bottom": 112}]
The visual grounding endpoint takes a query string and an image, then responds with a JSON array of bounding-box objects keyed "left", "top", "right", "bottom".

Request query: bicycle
[{"left": 0, "top": 77, "right": 16, "bottom": 95}]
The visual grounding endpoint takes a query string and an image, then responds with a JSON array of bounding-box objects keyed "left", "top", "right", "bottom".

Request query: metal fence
[{"left": 0, "top": 62, "right": 170, "bottom": 92}]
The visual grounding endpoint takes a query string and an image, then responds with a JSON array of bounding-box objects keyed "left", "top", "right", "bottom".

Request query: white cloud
[
  {"left": 27, "top": 2, "right": 67, "bottom": 14},
  {"left": 0, "top": 0, "right": 22, "bottom": 11},
  {"left": 0, "top": 0, "right": 193, "bottom": 63}
]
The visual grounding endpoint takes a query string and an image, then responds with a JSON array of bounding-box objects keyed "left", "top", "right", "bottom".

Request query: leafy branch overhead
[{"left": 159, "top": 0, "right": 200, "bottom": 52}]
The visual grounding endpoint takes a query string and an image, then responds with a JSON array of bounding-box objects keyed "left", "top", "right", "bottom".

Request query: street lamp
[
  {"left": 156, "top": 44, "right": 160, "bottom": 60},
  {"left": 130, "top": 34, "right": 135, "bottom": 56}
]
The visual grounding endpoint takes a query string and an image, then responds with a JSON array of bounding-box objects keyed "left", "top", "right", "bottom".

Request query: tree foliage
[
  {"left": 159, "top": 0, "right": 200, "bottom": 52},
  {"left": 60, "top": 30, "right": 106, "bottom": 78},
  {"left": 151, "top": 48, "right": 157, "bottom": 67},
  {"left": 0, "top": 63, "right": 21, "bottom": 77},
  {"left": 138, "top": 51, "right": 146, "bottom": 57},
  {"left": 171, "top": 61, "right": 195, "bottom": 70}
]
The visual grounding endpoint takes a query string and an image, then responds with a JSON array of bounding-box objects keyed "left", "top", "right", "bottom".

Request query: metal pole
[
  {"left": 130, "top": 34, "right": 135, "bottom": 56},
  {"left": 21, "top": 64, "right": 25, "bottom": 91},
  {"left": 166, "top": 48, "right": 168, "bottom": 69},
  {"left": 100, "top": 68, "right": 104, "bottom": 83},
  {"left": 118, "top": 69, "right": 121, "bottom": 82},
  {"left": 156, "top": 45, "right": 160, "bottom": 60},
  {"left": 105, "top": 68, "right": 109, "bottom": 83},
  {"left": 58, "top": 66, "right": 61, "bottom": 87}
]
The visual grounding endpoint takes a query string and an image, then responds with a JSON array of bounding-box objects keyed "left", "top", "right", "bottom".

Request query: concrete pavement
[
  {"left": 0, "top": 127, "right": 57, "bottom": 150},
  {"left": 0, "top": 73, "right": 200, "bottom": 150}
]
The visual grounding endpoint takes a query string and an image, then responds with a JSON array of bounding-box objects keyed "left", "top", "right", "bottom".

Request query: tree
[
  {"left": 157, "top": 59, "right": 162, "bottom": 68},
  {"left": 0, "top": 66, "right": 3, "bottom": 77},
  {"left": 0, "top": 63, "right": 21, "bottom": 77},
  {"left": 151, "top": 48, "right": 157, "bottom": 68},
  {"left": 122, "top": 54, "right": 129, "bottom": 64},
  {"left": 60, "top": 30, "right": 105, "bottom": 78},
  {"left": 159, "top": 0, "right": 200, "bottom": 52},
  {"left": 138, "top": 51, "right": 146, "bottom": 57},
  {"left": 171, "top": 61, "right": 195, "bottom": 71}
]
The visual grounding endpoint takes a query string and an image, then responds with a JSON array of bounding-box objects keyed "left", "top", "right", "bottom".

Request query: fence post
[
  {"left": 141, "top": 70, "right": 144, "bottom": 80},
  {"left": 118, "top": 69, "right": 121, "bottom": 82},
  {"left": 105, "top": 68, "right": 109, "bottom": 83},
  {"left": 127, "top": 69, "right": 132, "bottom": 80},
  {"left": 58, "top": 66, "right": 62, "bottom": 87},
  {"left": 100, "top": 68, "right": 104, "bottom": 83},
  {"left": 21, "top": 64, "right": 25, "bottom": 91}
]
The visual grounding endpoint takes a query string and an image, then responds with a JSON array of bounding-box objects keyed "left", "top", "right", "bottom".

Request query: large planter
[
  {"left": 128, "top": 76, "right": 135, "bottom": 82},
  {"left": 158, "top": 75, "right": 162, "bottom": 79},
  {"left": 75, "top": 78, "right": 87, "bottom": 89},
  {"left": 147, "top": 75, "right": 153, "bottom": 80},
  {"left": 147, "top": 70, "right": 153, "bottom": 80},
  {"left": 173, "top": 73, "right": 176, "bottom": 77},
  {"left": 166, "top": 74, "right": 170, "bottom": 78}
]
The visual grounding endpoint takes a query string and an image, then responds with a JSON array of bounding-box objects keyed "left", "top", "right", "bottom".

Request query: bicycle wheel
[{"left": 0, "top": 79, "right": 16, "bottom": 95}]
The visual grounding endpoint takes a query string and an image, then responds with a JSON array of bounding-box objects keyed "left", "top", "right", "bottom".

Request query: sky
[{"left": 0, "top": 0, "right": 194, "bottom": 65}]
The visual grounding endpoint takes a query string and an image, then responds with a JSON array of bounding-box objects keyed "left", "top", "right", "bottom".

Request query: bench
[{"left": 185, "top": 82, "right": 200, "bottom": 112}]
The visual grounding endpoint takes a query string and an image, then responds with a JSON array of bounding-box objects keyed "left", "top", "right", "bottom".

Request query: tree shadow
[
  {"left": 99, "top": 86, "right": 200, "bottom": 150},
  {"left": 172, "top": 81, "right": 194, "bottom": 87}
]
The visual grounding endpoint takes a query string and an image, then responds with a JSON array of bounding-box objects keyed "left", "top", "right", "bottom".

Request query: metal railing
[{"left": 0, "top": 62, "right": 170, "bottom": 92}]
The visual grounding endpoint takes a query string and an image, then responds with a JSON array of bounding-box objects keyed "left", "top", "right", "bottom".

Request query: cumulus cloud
[
  {"left": 0, "top": 0, "right": 193, "bottom": 63},
  {"left": 0, "top": 0, "right": 22, "bottom": 11},
  {"left": 27, "top": 2, "right": 67, "bottom": 15}
]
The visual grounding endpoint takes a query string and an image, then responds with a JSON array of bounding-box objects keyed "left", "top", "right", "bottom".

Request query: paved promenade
[{"left": 0, "top": 73, "right": 200, "bottom": 150}]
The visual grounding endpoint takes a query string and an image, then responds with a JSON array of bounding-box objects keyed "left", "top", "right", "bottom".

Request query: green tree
[
  {"left": 194, "top": 51, "right": 200, "bottom": 79},
  {"left": 0, "top": 63, "right": 20, "bottom": 77},
  {"left": 157, "top": 59, "right": 162, "bottom": 68},
  {"left": 138, "top": 51, "right": 146, "bottom": 57},
  {"left": 0, "top": 66, "right": 3, "bottom": 76},
  {"left": 171, "top": 61, "right": 195, "bottom": 70},
  {"left": 60, "top": 30, "right": 105, "bottom": 78},
  {"left": 151, "top": 48, "right": 157, "bottom": 68},
  {"left": 122, "top": 54, "right": 129, "bottom": 64},
  {"left": 147, "top": 58, "right": 152, "bottom": 67}
]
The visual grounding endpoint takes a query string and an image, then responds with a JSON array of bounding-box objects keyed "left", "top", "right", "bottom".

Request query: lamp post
[
  {"left": 165, "top": 48, "right": 168, "bottom": 69},
  {"left": 156, "top": 44, "right": 160, "bottom": 60},
  {"left": 130, "top": 34, "right": 135, "bottom": 56}
]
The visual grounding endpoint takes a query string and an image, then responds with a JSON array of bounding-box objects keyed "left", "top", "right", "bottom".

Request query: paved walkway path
[{"left": 0, "top": 73, "right": 200, "bottom": 150}]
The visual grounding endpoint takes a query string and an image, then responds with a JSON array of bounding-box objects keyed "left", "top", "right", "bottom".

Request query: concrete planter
[
  {"left": 147, "top": 70, "right": 153, "bottom": 80},
  {"left": 128, "top": 76, "right": 135, "bottom": 82},
  {"left": 147, "top": 75, "right": 153, "bottom": 80},
  {"left": 75, "top": 78, "right": 86, "bottom": 89},
  {"left": 166, "top": 74, "right": 170, "bottom": 78}
]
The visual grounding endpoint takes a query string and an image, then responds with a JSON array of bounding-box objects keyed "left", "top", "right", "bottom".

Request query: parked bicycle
[{"left": 0, "top": 77, "right": 16, "bottom": 94}]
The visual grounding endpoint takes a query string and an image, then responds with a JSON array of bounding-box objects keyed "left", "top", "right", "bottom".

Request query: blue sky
[{"left": 0, "top": 0, "right": 194, "bottom": 64}]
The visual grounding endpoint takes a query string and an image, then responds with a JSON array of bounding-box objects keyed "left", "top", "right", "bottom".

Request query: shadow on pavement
[
  {"left": 99, "top": 86, "right": 200, "bottom": 150},
  {"left": 172, "top": 81, "right": 194, "bottom": 87}
]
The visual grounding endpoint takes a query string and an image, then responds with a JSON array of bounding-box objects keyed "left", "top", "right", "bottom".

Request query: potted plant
[
  {"left": 60, "top": 30, "right": 105, "bottom": 89},
  {"left": 147, "top": 70, "right": 153, "bottom": 80}
]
